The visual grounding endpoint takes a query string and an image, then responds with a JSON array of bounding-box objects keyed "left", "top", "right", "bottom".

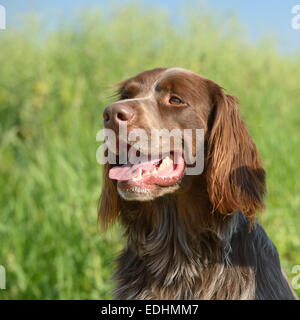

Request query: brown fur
[{"left": 98, "top": 68, "right": 297, "bottom": 300}]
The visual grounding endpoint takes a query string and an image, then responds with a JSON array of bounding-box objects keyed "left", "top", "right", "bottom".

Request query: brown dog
[{"left": 98, "top": 67, "right": 297, "bottom": 300}]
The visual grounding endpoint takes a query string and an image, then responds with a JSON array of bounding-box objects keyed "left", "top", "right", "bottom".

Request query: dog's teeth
[
  {"left": 158, "top": 156, "right": 173, "bottom": 171},
  {"left": 133, "top": 168, "right": 143, "bottom": 181}
]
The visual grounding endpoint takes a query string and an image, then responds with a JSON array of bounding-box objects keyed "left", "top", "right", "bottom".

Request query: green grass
[{"left": 0, "top": 3, "right": 299, "bottom": 299}]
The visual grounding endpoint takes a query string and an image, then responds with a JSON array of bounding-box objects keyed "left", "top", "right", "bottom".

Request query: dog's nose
[{"left": 103, "top": 104, "right": 134, "bottom": 128}]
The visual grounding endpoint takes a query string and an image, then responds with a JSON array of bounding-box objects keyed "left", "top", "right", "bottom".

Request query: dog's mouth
[{"left": 109, "top": 151, "right": 185, "bottom": 190}]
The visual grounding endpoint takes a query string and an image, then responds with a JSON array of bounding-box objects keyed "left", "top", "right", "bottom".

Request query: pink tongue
[{"left": 109, "top": 159, "right": 159, "bottom": 181}]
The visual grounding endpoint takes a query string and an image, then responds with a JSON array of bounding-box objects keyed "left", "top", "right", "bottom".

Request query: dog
[{"left": 98, "top": 67, "right": 297, "bottom": 300}]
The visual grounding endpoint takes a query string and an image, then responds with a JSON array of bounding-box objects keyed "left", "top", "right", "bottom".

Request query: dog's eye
[
  {"left": 169, "top": 96, "right": 182, "bottom": 105},
  {"left": 120, "top": 91, "right": 130, "bottom": 100}
]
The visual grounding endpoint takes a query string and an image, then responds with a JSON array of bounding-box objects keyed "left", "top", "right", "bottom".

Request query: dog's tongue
[
  {"left": 109, "top": 158, "right": 159, "bottom": 181},
  {"left": 109, "top": 153, "right": 185, "bottom": 187}
]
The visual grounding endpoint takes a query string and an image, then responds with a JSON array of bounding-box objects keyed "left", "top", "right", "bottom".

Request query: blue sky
[{"left": 1, "top": 0, "right": 299, "bottom": 53}]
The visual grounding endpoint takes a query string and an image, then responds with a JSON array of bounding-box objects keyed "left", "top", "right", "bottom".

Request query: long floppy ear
[
  {"left": 98, "top": 163, "right": 120, "bottom": 229},
  {"left": 206, "top": 87, "right": 266, "bottom": 225}
]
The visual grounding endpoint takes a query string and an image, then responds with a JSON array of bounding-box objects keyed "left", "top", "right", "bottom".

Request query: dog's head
[{"left": 98, "top": 67, "right": 265, "bottom": 228}]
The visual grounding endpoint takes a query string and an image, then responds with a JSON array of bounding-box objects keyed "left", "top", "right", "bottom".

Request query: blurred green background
[{"left": 0, "top": 3, "right": 299, "bottom": 299}]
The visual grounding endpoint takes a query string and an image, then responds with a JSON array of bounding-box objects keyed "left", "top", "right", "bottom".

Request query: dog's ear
[
  {"left": 98, "top": 163, "right": 120, "bottom": 229},
  {"left": 205, "top": 85, "right": 266, "bottom": 225}
]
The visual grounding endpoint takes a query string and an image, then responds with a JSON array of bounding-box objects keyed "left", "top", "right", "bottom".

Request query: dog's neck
[
  {"left": 120, "top": 177, "right": 238, "bottom": 251},
  {"left": 120, "top": 182, "right": 237, "bottom": 270},
  {"left": 117, "top": 185, "right": 245, "bottom": 299}
]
